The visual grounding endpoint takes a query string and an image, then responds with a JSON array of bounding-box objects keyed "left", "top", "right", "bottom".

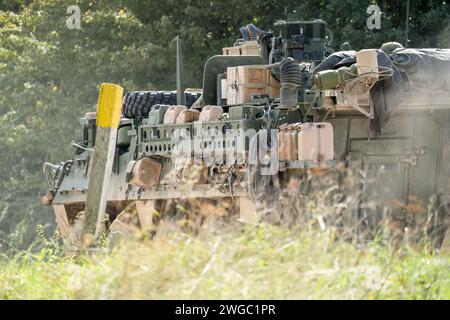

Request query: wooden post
[
  {"left": 84, "top": 83, "right": 123, "bottom": 239},
  {"left": 53, "top": 204, "right": 70, "bottom": 238},
  {"left": 135, "top": 200, "right": 157, "bottom": 231},
  {"left": 238, "top": 197, "right": 260, "bottom": 224}
]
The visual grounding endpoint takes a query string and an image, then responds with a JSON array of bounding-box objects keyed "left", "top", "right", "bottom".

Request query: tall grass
[{"left": 0, "top": 223, "right": 448, "bottom": 300}]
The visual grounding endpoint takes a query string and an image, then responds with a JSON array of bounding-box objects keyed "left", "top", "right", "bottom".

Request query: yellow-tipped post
[{"left": 84, "top": 83, "right": 123, "bottom": 240}]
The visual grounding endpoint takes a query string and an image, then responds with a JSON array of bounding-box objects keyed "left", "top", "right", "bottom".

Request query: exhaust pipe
[
  {"left": 267, "top": 57, "right": 302, "bottom": 108},
  {"left": 279, "top": 58, "right": 302, "bottom": 108}
]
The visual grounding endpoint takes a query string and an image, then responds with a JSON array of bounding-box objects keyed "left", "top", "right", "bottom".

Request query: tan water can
[
  {"left": 284, "top": 125, "right": 295, "bottom": 160},
  {"left": 164, "top": 105, "right": 187, "bottom": 124},
  {"left": 198, "top": 106, "right": 223, "bottom": 122},
  {"left": 297, "top": 122, "right": 334, "bottom": 163},
  {"left": 130, "top": 158, "right": 162, "bottom": 187},
  {"left": 278, "top": 124, "right": 288, "bottom": 160},
  {"left": 290, "top": 123, "right": 301, "bottom": 161},
  {"left": 356, "top": 49, "right": 379, "bottom": 79},
  {"left": 176, "top": 109, "right": 200, "bottom": 124}
]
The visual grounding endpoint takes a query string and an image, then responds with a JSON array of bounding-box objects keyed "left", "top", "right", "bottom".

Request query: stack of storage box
[
  {"left": 226, "top": 65, "right": 281, "bottom": 105},
  {"left": 222, "top": 40, "right": 261, "bottom": 56}
]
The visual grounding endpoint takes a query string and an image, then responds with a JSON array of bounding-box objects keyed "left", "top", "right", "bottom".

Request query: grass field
[{"left": 0, "top": 223, "right": 449, "bottom": 300}]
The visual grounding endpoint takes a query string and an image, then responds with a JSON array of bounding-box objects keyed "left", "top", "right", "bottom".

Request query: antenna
[
  {"left": 405, "top": 0, "right": 410, "bottom": 47},
  {"left": 175, "top": 35, "right": 186, "bottom": 105}
]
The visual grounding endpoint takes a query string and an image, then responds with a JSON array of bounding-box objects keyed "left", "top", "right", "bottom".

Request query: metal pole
[
  {"left": 405, "top": 0, "right": 410, "bottom": 47},
  {"left": 176, "top": 36, "right": 186, "bottom": 105}
]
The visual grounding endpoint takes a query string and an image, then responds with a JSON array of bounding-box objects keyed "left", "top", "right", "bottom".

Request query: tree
[
  {"left": 0, "top": 0, "right": 177, "bottom": 250},
  {"left": 0, "top": 0, "right": 31, "bottom": 12}
]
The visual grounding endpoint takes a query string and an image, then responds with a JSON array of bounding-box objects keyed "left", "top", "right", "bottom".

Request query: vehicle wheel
[{"left": 247, "top": 130, "right": 281, "bottom": 223}]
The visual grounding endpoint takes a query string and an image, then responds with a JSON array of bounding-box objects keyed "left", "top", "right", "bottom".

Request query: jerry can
[
  {"left": 198, "top": 106, "right": 223, "bottom": 122},
  {"left": 284, "top": 125, "right": 295, "bottom": 160},
  {"left": 164, "top": 105, "right": 187, "bottom": 124},
  {"left": 290, "top": 123, "right": 301, "bottom": 161},
  {"left": 298, "top": 122, "right": 334, "bottom": 163},
  {"left": 278, "top": 124, "right": 288, "bottom": 160},
  {"left": 176, "top": 109, "right": 200, "bottom": 124}
]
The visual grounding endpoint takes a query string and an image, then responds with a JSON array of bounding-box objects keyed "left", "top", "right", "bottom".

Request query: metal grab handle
[{"left": 72, "top": 142, "right": 95, "bottom": 152}]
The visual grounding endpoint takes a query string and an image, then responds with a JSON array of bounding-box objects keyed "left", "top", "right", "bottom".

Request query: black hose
[
  {"left": 280, "top": 57, "right": 302, "bottom": 86},
  {"left": 279, "top": 57, "right": 302, "bottom": 107}
]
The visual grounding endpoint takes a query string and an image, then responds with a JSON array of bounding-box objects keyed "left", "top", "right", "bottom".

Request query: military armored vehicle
[{"left": 42, "top": 19, "right": 450, "bottom": 245}]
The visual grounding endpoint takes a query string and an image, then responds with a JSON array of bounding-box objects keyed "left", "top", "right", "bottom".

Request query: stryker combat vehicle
[{"left": 42, "top": 19, "right": 450, "bottom": 245}]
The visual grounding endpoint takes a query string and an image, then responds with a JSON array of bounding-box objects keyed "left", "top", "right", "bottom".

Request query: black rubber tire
[{"left": 122, "top": 91, "right": 200, "bottom": 118}]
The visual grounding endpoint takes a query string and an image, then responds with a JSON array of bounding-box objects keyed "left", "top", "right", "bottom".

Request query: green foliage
[
  {"left": 0, "top": 0, "right": 31, "bottom": 12},
  {"left": 0, "top": 0, "right": 449, "bottom": 250},
  {"left": 0, "top": 0, "right": 179, "bottom": 249},
  {"left": 0, "top": 225, "right": 449, "bottom": 299}
]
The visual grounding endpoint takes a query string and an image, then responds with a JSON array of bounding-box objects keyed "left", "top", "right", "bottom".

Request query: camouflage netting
[{"left": 313, "top": 48, "right": 450, "bottom": 136}]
